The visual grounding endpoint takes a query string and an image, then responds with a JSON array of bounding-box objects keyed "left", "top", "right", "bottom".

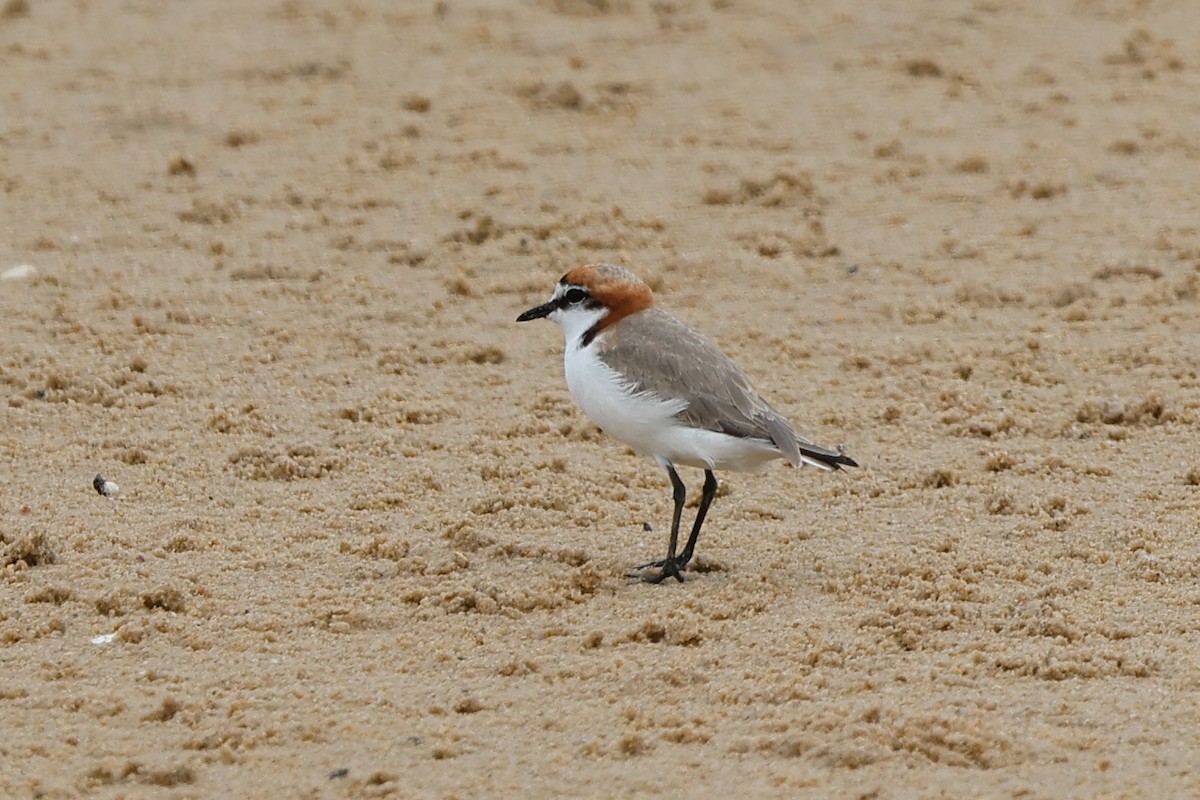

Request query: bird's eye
[{"left": 563, "top": 288, "right": 587, "bottom": 304}]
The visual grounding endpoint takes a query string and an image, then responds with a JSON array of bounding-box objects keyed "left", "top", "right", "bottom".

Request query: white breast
[
  {"left": 562, "top": 337, "right": 783, "bottom": 472},
  {"left": 564, "top": 340, "right": 686, "bottom": 455}
]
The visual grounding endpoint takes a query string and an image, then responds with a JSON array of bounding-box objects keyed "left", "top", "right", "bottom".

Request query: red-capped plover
[{"left": 517, "top": 264, "right": 857, "bottom": 583}]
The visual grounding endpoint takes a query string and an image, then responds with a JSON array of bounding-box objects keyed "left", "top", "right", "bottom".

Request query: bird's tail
[
  {"left": 761, "top": 408, "right": 858, "bottom": 471},
  {"left": 798, "top": 443, "right": 858, "bottom": 472}
]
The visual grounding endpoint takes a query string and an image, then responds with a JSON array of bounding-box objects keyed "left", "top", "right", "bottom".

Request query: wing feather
[{"left": 597, "top": 309, "right": 854, "bottom": 470}]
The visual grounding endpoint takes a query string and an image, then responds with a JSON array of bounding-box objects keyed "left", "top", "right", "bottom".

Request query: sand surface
[{"left": 3, "top": 0, "right": 1200, "bottom": 797}]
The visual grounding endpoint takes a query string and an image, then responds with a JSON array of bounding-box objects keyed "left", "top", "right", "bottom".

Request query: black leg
[
  {"left": 662, "top": 465, "right": 686, "bottom": 562},
  {"left": 630, "top": 464, "right": 688, "bottom": 583},
  {"left": 677, "top": 469, "right": 717, "bottom": 568},
  {"left": 648, "top": 465, "right": 688, "bottom": 583}
]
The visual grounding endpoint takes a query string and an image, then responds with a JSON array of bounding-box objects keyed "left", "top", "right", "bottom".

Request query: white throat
[{"left": 550, "top": 305, "right": 609, "bottom": 352}]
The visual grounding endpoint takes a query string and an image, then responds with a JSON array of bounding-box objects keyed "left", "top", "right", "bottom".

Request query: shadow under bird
[{"left": 517, "top": 264, "right": 857, "bottom": 583}]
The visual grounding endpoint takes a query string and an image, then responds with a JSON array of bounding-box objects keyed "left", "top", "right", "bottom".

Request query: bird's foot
[{"left": 627, "top": 556, "right": 689, "bottom": 584}]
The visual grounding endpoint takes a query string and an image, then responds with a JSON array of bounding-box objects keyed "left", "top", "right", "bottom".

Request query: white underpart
[{"left": 551, "top": 304, "right": 785, "bottom": 472}]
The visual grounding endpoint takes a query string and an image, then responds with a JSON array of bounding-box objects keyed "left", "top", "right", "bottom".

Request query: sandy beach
[{"left": 3, "top": 0, "right": 1200, "bottom": 796}]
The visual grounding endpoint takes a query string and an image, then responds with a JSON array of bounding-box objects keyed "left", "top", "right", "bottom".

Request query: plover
[{"left": 517, "top": 264, "right": 857, "bottom": 583}]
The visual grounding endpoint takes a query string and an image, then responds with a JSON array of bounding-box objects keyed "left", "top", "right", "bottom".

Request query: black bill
[{"left": 516, "top": 300, "right": 556, "bottom": 322}]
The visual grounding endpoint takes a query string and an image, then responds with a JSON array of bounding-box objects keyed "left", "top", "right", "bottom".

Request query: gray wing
[{"left": 599, "top": 309, "right": 852, "bottom": 469}]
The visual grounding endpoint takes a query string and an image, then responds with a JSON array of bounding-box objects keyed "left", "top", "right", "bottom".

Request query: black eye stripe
[{"left": 559, "top": 287, "right": 589, "bottom": 306}]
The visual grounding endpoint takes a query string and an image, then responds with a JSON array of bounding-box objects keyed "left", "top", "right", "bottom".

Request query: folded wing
[{"left": 598, "top": 309, "right": 856, "bottom": 471}]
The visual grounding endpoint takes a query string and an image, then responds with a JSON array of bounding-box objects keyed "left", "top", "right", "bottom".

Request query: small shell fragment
[
  {"left": 1, "top": 264, "right": 36, "bottom": 281},
  {"left": 93, "top": 474, "right": 119, "bottom": 497}
]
